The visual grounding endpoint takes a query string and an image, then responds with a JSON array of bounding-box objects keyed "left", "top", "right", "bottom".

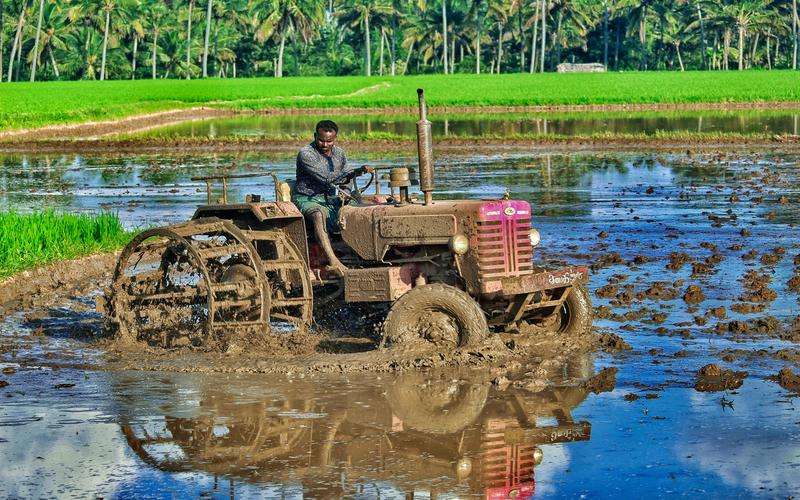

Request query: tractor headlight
[
  {"left": 529, "top": 229, "right": 541, "bottom": 247},
  {"left": 455, "top": 457, "right": 473, "bottom": 479},
  {"left": 533, "top": 446, "right": 544, "bottom": 465},
  {"left": 449, "top": 234, "right": 469, "bottom": 255}
]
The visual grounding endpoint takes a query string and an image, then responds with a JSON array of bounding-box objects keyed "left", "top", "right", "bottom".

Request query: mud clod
[
  {"left": 583, "top": 367, "right": 618, "bottom": 394},
  {"left": 667, "top": 252, "right": 693, "bottom": 271},
  {"left": 695, "top": 364, "right": 747, "bottom": 392},
  {"left": 683, "top": 285, "right": 706, "bottom": 304},
  {"left": 644, "top": 281, "right": 679, "bottom": 301},
  {"left": 597, "top": 333, "right": 632, "bottom": 352},
  {"left": 769, "top": 367, "right": 800, "bottom": 393}
]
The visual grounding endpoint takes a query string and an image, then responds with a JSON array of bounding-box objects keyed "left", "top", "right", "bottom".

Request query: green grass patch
[
  {"left": 0, "top": 210, "right": 134, "bottom": 279},
  {"left": 3, "top": 71, "right": 800, "bottom": 131}
]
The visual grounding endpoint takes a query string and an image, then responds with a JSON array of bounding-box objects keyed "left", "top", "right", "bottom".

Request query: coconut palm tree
[
  {"left": 145, "top": 0, "right": 167, "bottom": 78},
  {"left": 7, "top": 0, "right": 29, "bottom": 81},
  {"left": 29, "top": 0, "right": 45, "bottom": 81},
  {"left": 201, "top": 0, "right": 212, "bottom": 76},
  {"left": 343, "top": 0, "right": 392, "bottom": 76},
  {"left": 184, "top": 0, "right": 195, "bottom": 78}
]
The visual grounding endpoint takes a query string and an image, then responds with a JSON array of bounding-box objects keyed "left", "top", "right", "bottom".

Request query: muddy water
[
  {"left": 2, "top": 150, "right": 800, "bottom": 496},
  {"left": 142, "top": 110, "right": 800, "bottom": 138}
]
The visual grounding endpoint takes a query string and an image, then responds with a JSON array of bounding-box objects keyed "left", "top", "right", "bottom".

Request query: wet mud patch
[{"left": 1, "top": 253, "right": 606, "bottom": 376}]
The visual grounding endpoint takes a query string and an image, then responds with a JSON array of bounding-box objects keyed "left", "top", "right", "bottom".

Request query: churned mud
[{"left": 0, "top": 252, "right": 599, "bottom": 376}]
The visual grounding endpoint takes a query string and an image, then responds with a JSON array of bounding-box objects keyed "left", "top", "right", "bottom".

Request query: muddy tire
[
  {"left": 381, "top": 284, "right": 488, "bottom": 349},
  {"left": 558, "top": 284, "right": 593, "bottom": 336},
  {"left": 386, "top": 371, "right": 489, "bottom": 434}
]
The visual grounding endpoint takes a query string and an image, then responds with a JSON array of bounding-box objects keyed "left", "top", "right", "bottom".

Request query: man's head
[{"left": 314, "top": 120, "right": 339, "bottom": 156}]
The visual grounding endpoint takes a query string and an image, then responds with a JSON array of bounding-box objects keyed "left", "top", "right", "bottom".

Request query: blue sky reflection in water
[{"left": 1, "top": 150, "right": 800, "bottom": 497}]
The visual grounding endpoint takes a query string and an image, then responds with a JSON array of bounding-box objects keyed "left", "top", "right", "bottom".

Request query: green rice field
[
  {"left": 0, "top": 211, "right": 133, "bottom": 279},
  {"left": 2, "top": 71, "right": 800, "bottom": 131}
]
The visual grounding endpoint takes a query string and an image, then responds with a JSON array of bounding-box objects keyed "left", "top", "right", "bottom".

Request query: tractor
[{"left": 105, "top": 89, "right": 592, "bottom": 350}]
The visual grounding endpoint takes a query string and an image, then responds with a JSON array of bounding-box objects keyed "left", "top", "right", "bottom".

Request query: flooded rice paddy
[
  {"left": 2, "top": 149, "right": 800, "bottom": 497},
  {"left": 142, "top": 110, "right": 800, "bottom": 139}
]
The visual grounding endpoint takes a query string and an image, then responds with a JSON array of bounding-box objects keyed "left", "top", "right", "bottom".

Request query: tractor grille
[
  {"left": 480, "top": 419, "right": 535, "bottom": 498},
  {"left": 476, "top": 203, "right": 533, "bottom": 281}
]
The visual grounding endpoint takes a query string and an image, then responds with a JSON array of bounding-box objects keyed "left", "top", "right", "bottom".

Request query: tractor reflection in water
[{"left": 118, "top": 357, "right": 599, "bottom": 498}]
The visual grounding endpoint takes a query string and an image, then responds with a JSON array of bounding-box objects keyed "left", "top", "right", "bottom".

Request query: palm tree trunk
[
  {"left": 48, "top": 44, "right": 59, "bottom": 78},
  {"left": 475, "top": 10, "right": 481, "bottom": 74},
  {"left": 378, "top": 26, "right": 385, "bottom": 75},
  {"left": 639, "top": 5, "right": 647, "bottom": 70},
  {"left": 602, "top": 6, "right": 609, "bottom": 67},
  {"left": 202, "top": 0, "right": 212, "bottom": 77},
  {"left": 517, "top": 5, "right": 524, "bottom": 71},
  {"left": 403, "top": 40, "right": 413, "bottom": 75},
  {"left": 766, "top": 30, "right": 772, "bottom": 69},
  {"left": 450, "top": 36, "right": 455, "bottom": 73},
  {"left": 152, "top": 29, "right": 158, "bottom": 79},
  {"left": 723, "top": 29, "right": 730, "bottom": 70},
  {"left": 738, "top": 26, "right": 744, "bottom": 70},
  {"left": 15, "top": 32, "right": 22, "bottom": 81},
  {"left": 496, "top": 23, "right": 502, "bottom": 73},
  {"left": 364, "top": 14, "right": 371, "bottom": 76},
  {"left": 539, "top": 0, "right": 546, "bottom": 73},
  {"left": 793, "top": 0, "right": 798, "bottom": 69},
  {"left": 0, "top": 0, "right": 5, "bottom": 80},
  {"left": 186, "top": 0, "right": 194, "bottom": 79},
  {"left": 277, "top": 28, "right": 286, "bottom": 77},
  {"left": 132, "top": 36, "right": 138, "bottom": 79},
  {"left": 675, "top": 43, "right": 684, "bottom": 71},
  {"left": 7, "top": 0, "right": 27, "bottom": 82},
  {"left": 696, "top": 2, "right": 707, "bottom": 69},
  {"left": 389, "top": 22, "right": 397, "bottom": 75},
  {"left": 100, "top": 7, "right": 110, "bottom": 80},
  {"left": 614, "top": 19, "right": 621, "bottom": 69},
  {"left": 529, "top": 0, "right": 539, "bottom": 73},
  {"left": 751, "top": 32, "right": 759, "bottom": 67},
  {"left": 441, "top": 0, "right": 448, "bottom": 74},
  {"left": 29, "top": 0, "right": 44, "bottom": 81}
]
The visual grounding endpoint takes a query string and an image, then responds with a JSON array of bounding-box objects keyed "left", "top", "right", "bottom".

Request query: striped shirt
[{"left": 295, "top": 143, "right": 352, "bottom": 196}]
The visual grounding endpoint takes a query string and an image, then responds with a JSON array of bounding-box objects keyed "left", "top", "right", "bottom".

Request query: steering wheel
[
  {"left": 353, "top": 170, "right": 375, "bottom": 194},
  {"left": 337, "top": 169, "right": 375, "bottom": 203}
]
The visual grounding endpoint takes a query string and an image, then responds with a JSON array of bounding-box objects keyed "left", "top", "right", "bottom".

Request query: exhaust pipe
[{"left": 416, "top": 88, "right": 434, "bottom": 205}]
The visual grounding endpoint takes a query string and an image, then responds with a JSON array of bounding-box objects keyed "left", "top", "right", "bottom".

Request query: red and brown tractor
[{"left": 105, "top": 89, "right": 591, "bottom": 350}]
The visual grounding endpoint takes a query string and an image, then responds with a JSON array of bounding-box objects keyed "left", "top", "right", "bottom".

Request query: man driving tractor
[{"left": 292, "top": 120, "right": 374, "bottom": 276}]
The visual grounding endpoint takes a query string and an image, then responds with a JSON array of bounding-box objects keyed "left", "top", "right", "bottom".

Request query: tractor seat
[{"left": 275, "top": 179, "right": 294, "bottom": 202}]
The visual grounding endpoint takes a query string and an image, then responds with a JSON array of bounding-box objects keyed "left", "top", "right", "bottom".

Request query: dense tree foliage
[{"left": 1, "top": 0, "right": 798, "bottom": 81}]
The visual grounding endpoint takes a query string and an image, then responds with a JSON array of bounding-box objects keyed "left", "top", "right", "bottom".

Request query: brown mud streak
[
  {"left": 0, "top": 107, "right": 234, "bottom": 141},
  {"left": 3, "top": 136, "right": 800, "bottom": 156},
  {"left": 0, "top": 252, "right": 119, "bottom": 315}
]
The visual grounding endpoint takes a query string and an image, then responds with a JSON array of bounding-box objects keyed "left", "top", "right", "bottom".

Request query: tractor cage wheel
[{"left": 109, "top": 218, "right": 272, "bottom": 349}]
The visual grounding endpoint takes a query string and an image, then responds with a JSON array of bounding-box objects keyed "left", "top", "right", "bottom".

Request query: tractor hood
[{"left": 339, "top": 199, "right": 534, "bottom": 281}]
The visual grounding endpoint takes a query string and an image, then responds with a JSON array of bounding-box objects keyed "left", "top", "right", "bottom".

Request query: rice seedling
[
  {"left": 3, "top": 71, "right": 800, "bottom": 132},
  {"left": 0, "top": 210, "right": 134, "bottom": 279}
]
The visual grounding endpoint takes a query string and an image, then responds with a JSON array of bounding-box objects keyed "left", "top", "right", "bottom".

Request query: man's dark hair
[{"left": 315, "top": 120, "right": 338, "bottom": 135}]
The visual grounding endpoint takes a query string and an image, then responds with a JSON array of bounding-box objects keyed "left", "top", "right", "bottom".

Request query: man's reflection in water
[{"left": 118, "top": 355, "right": 608, "bottom": 498}]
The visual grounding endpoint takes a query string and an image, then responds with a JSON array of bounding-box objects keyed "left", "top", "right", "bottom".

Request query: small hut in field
[{"left": 556, "top": 63, "right": 607, "bottom": 73}]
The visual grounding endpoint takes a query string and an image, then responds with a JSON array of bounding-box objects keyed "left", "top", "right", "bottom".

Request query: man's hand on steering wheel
[{"left": 336, "top": 165, "right": 375, "bottom": 202}]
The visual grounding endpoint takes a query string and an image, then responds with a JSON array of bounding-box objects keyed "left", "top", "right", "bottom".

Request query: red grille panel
[{"left": 475, "top": 201, "right": 533, "bottom": 281}]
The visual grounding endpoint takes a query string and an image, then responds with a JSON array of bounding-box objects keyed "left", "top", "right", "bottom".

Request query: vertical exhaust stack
[{"left": 416, "top": 88, "right": 435, "bottom": 205}]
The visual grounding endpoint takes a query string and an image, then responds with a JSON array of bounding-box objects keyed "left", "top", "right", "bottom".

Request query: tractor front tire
[
  {"left": 557, "top": 284, "right": 593, "bottom": 336},
  {"left": 382, "top": 283, "right": 488, "bottom": 350}
]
